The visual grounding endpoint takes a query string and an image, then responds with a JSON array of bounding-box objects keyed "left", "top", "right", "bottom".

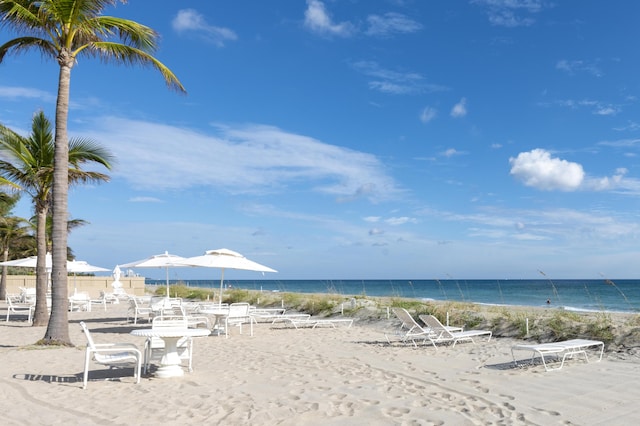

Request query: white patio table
[
  {"left": 130, "top": 327, "right": 210, "bottom": 378},
  {"left": 198, "top": 308, "right": 229, "bottom": 334}
]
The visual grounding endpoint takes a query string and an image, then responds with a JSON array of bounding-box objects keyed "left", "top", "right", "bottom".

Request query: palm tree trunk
[
  {"left": 43, "top": 59, "right": 72, "bottom": 344},
  {"left": 32, "top": 207, "right": 50, "bottom": 326},
  {"left": 0, "top": 248, "right": 7, "bottom": 301}
]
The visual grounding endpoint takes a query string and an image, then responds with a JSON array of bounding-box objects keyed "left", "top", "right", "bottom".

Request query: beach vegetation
[
  {"left": 388, "top": 299, "right": 424, "bottom": 311},
  {"left": 153, "top": 285, "right": 214, "bottom": 301},
  {"left": 0, "top": 0, "right": 185, "bottom": 345},
  {"left": 627, "top": 315, "right": 640, "bottom": 327},
  {"left": 0, "top": 110, "right": 113, "bottom": 328},
  {"left": 584, "top": 313, "right": 615, "bottom": 343}
]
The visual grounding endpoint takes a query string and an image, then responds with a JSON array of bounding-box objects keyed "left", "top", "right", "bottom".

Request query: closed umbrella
[
  {"left": 177, "top": 248, "right": 277, "bottom": 304},
  {"left": 119, "top": 251, "right": 189, "bottom": 298}
]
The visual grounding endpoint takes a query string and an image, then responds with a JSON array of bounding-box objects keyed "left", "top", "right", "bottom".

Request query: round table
[{"left": 130, "top": 327, "right": 211, "bottom": 378}]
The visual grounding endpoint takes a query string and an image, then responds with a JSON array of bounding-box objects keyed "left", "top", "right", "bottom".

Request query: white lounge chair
[
  {"left": 386, "top": 308, "right": 461, "bottom": 347},
  {"left": 511, "top": 339, "right": 604, "bottom": 371},
  {"left": 419, "top": 314, "right": 492, "bottom": 348},
  {"left": 6, "top": 295, "right": 34, "bottom": 323},
  {"left": 143, "top": 317, "right": 193, "bottom": 374},
  {"left": 80, "top": 321, "right": 142, "bottom": 389},
  {"left": 285, "top": 317, "right": 354, "bottom": 329}
]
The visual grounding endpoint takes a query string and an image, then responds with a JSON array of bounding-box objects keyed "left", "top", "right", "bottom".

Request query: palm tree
[
  {"left": 0, "top": 191, "right": 32, "bottom": 300},
  {"left": 0, "top": 0, "right": 185, "bottom": 343},
  {"left": 0, "top": 110, "right": 114, "bottom": 326}
]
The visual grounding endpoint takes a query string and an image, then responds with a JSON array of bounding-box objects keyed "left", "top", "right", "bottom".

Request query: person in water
[{"left": 546, "top": 299, "right": 551, "bottom": 305}]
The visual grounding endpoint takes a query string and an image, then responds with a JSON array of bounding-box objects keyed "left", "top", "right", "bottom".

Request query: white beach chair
[
  {"left": 386, "top": 308, "right": 434, "bottom": 347},
  {"left": 80, "top": 321, "right": 142, "bottom": 389},
  {"left": 223, "top": 302, "right": 256, "bottom": 338},
  {"left": 69, "top": 292, "right": 92, "bottom": 312},
  {"left": 511, "top": 339, "right": 604, "bottom": 371},
  {"left": 419, "top": 314, "right": 492, "bottom": 348},
  {"left": 127, "top": 296, "right": 152, "bottom": 324},
  {"left": 284, "top": 316, "right": 354, "bottom": 329},
  {"left": 6, "top": 294, "right": 34, "bottom": 323}
]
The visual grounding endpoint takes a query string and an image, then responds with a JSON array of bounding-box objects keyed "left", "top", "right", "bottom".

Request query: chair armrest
[{"left": 92, "top": 343, "right": 140, "bottom": 350}]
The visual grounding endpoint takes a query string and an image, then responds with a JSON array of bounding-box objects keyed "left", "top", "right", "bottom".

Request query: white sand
[{"left": 1, "top": 304, "right": 639, "bottom": 425}]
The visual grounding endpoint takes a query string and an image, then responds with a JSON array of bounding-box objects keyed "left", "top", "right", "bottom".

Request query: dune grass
[{"left": 150, "top": 284, "right": 633, "bottom": 344}]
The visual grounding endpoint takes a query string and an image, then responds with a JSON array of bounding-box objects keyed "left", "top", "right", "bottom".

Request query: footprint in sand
[
  {"left": 382, "top": 406, "right": 411, "bottom": 418},
  {"left": 533, "top": 406, "right": 561, "bottom": 416}
]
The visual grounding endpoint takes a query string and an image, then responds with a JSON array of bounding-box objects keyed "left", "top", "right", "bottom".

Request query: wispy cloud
[
  {"left": 0, "top": 86, "right": 55, "bottom": 102},
  {"left": 172, "top": 9, "right": 237, "bottom": 47},
  {"left": 420, "top": 205, "right": 640, "bottom": 243},
  {"left": 352, "top": 61, "right": 447, "bottom": 95},
  {"left": 556, "top": 59, "right": 603, "bottom": 77},
  {"left": 79, "top": 117, "right": 402, "bottom": 203},
  {"left": 365, "top": 12, "right": 423, "bottom": 36},
  {"left": 471, "top": 0, "right": 545, "bottom": 28},
  {"left": 542, "top": 98, "right": 620, "bottom": 116},
  {"left": 420, "top": 106, "right": 437, "bottom": 123},
  {"left": 129, "top": 196, "right": 163, "bottom": 203},
  {"left": 303, "top": 0, "right": 355, "bottom": 37},
  {"left": 303, "top": 1, "right": 421, "bottom": 39},
  {"left": 441, "top": 148, "right": 465, "bottom": 158}
]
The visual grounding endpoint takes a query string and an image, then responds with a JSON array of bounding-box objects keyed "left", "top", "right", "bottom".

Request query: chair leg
[{"left": 83, "top": 349, "right": 91, "bottom": 389}]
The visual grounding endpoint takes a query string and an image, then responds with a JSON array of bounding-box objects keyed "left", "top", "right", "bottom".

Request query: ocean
[{"left": 145, "top": 278, "right": 640, "bottom": 314}]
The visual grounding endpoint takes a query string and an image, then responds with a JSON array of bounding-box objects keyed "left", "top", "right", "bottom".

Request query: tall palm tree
[
  {"left": 0, "top": 0, "right": 185, "bottom": 343},
  {"left": 0, "top": 191, "right": 31, "bottom": 300},
  {"left": 0, "top": 110, "right": 114, "bottom": 326}
]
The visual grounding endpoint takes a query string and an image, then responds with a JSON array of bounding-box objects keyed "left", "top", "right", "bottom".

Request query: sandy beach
[{"left": 2, "top": 301, "right": 639, "bottom": 425}]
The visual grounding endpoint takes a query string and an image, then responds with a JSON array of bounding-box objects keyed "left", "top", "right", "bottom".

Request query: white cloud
[
  {"left": 172, "top": 9, "right": 237, "bottom": 47},
  {"left": 0, "top": 86, "right": 55, "bottom": 102},
  {"left": 129, "top": 196, "right": 163, "bottom": 203},
  {"left": 365, "top": 12, "right": 422, "bottom": 36},
  {"left": 420, "top": 106, "right": 437, "bottom": 123},
  {"left": 441, "top": 148, "right": 463, "bottom": 158},
  {"left": 369, "top": 228, "right": 385, "bottom": 235},
  {"left": 556, "top": 59, "right": 603, "bottom": 77},
  {"left": 363, "top": 216, "right": 381, "bottom": 223},
  {"left": 385, "top": 216, "right": 416, "bottom": 226},
  {"left": 546, "top": 98, "right": 620, "bottom": 116},
  {"left": 79, "top": 117, "right": 402, "bottom": 203},
  {"left": 450, "top": 98, "right": 467, "bottom": 117},
  {"left": 352, "top": 61, "right": 447, "bottom": 95},
  {"left": 472, "top": 0, "right": 544, "bottom": 28},
  {"left": 509, "top": 148, "right": 584, "bottom": 191},
  {"left": 304, "top": 0, "right": 354, "bottom": 37}
]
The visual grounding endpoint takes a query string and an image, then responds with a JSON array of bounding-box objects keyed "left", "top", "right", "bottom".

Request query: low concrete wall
[{"left": 4, "top": 275, "right": 146, "bottom": 298}]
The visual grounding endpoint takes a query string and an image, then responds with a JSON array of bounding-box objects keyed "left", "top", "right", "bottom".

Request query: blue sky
[{"left": 2, "top": 0, "right": 640, "bottom": 281}]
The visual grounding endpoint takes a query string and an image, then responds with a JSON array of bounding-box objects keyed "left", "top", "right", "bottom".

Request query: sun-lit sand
[{"left": 1, "top": 300, "right": 639, "bottom": 425}]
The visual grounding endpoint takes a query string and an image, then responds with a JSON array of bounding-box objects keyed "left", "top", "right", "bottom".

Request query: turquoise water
[{"left": 146, "top": 278, "right": 640, "bottom": 314}]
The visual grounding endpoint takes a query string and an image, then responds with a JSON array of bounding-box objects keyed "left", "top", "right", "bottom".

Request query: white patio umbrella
[
  {"left": 177, "top": 248, "right": 277, "bottom": 304},
  {"left": 0, "top": 254, "right": 109, "bottom": 293},
  {"left": 67, "top": 260, "right": 109, "bottom": 295},
  {"left": 0, "top": 254, "right": 108, "bottom": 273},
  {"left": 0, "top": 253, "right": 51, "bottom": 269},
  {"left": 119, "top": 251, "right": 189, "bottom": 298}
]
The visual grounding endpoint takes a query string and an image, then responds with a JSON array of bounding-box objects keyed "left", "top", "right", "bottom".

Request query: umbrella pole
[
  {"left": 219, "top": 269, "right": 225, "bottom": 305},
  {"left": 165, "top": 266, "right": 170, "bottom": 298}
]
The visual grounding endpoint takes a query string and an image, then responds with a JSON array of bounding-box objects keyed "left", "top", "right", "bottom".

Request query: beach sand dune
[{"left": 2, "top": 304, "right": 639, "bottom": 425}]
